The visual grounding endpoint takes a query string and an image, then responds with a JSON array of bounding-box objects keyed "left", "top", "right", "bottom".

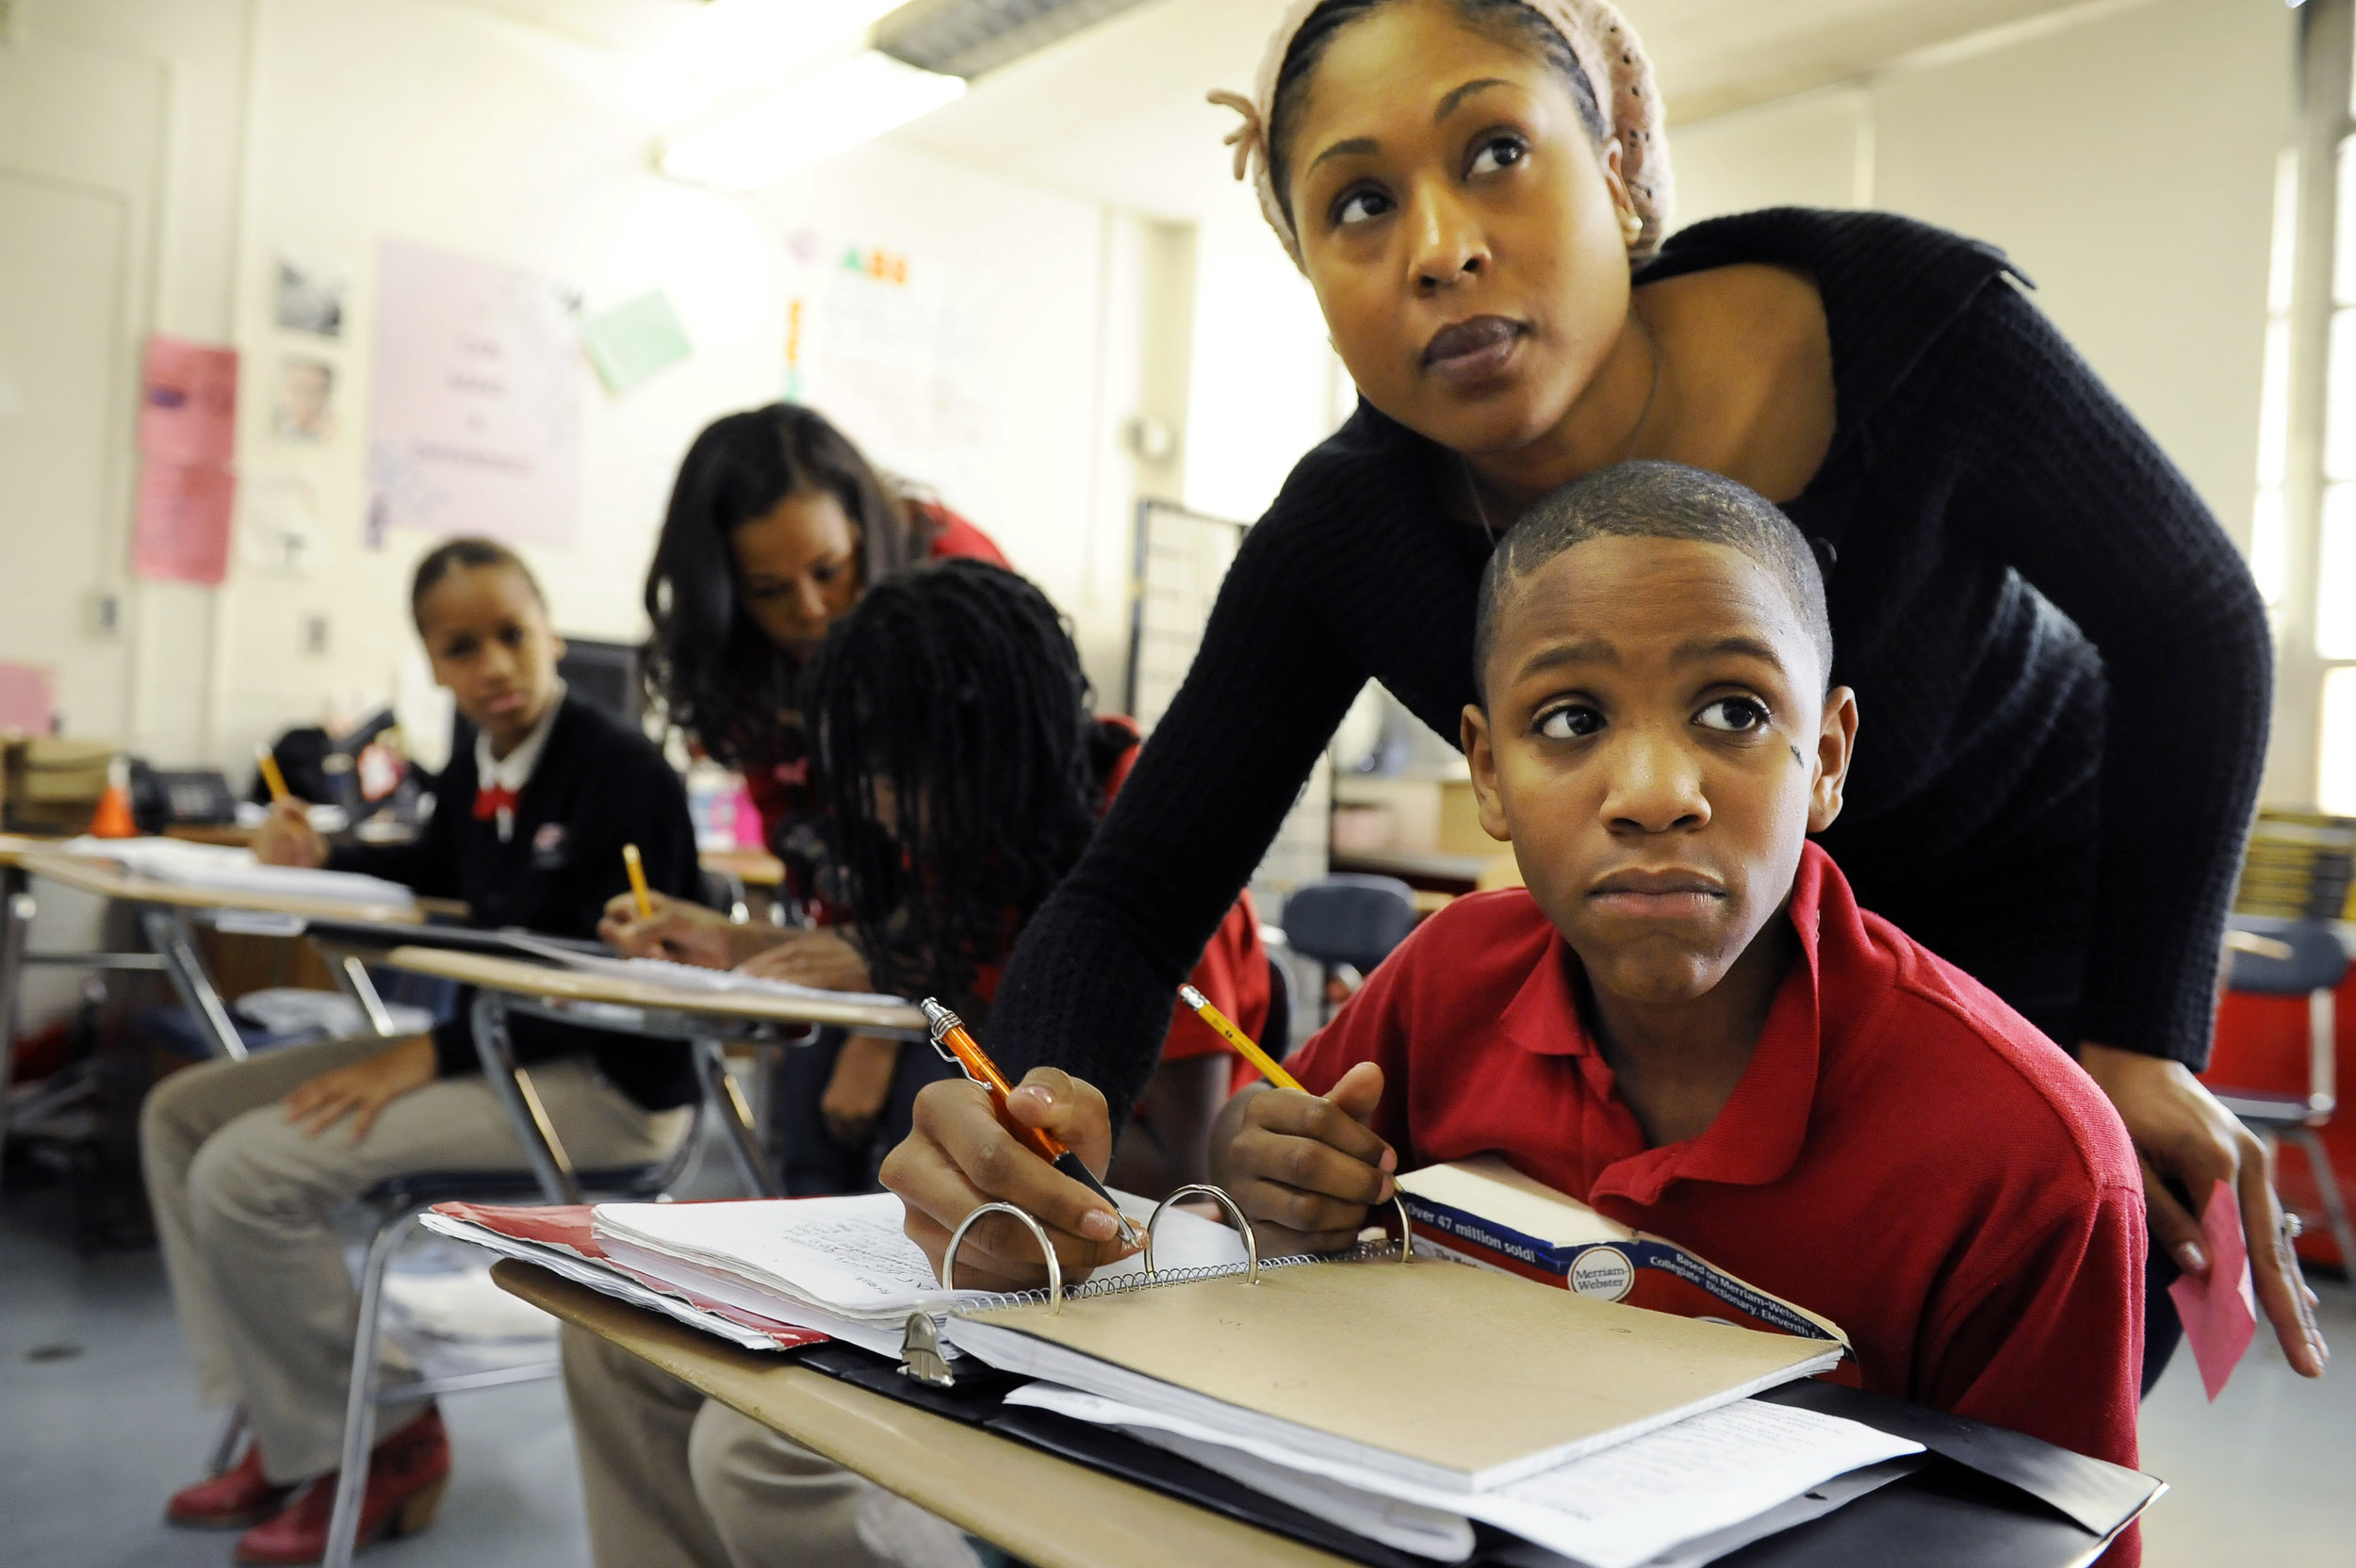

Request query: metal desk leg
[
  {"left": 0, "top": 884, "right": 31, "bottom": 1173},
  {"left": 695, "top": 1037, "right": 780, "bottom": 1198},
  {"left": 144, "top": 909, "right": 248, "bottom": 1062},
  {"left": 333, "top": 956, "right": 398, "bottom": 1037},
  {"left": 467, "top": 991, "right": 581, "bottom": 1204}
]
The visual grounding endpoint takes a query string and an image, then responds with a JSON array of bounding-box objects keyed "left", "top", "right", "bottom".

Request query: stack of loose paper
[
  {"left": 419, "top": 1201, "right": 829, "bottom": 1352},
  {"left": 590, "top": 1192, "right": 1248, "bottom": 1358},
  {"left": 503, "top": 936, "right": 909, "bottom": 1008},
  {"left": 68, "top": 835, "right": 415, "bottom": 910},
  {"left": 944, "top": 1253, "right": 1896, "bottom": 1568}
]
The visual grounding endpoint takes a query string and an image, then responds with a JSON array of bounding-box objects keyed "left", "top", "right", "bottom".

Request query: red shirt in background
[{"left": 1286, "top": 843, "right": 2143, "bottom": 1545}]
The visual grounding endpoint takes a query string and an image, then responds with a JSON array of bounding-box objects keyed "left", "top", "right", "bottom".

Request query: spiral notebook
[{"left": 940, "top": 1228, "right": 1847, "bottom": 1495}]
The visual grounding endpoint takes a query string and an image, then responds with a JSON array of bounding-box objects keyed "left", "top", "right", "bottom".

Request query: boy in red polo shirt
[{"left": 1208, "top": 463, "right": 2146, "bottom": 1541}]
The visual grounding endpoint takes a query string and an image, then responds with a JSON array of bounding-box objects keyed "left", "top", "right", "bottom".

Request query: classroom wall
[
  {"left": 1674, "top": 0, "right": 2289, "bottom": 558},
  {"left": 2, "top": 0, "right": 1181, "bottom": 777}
]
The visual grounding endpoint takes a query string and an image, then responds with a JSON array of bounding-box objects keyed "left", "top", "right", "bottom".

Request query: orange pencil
[
  {"left": 919, "top": 997, "right": 1139, "bottom": 1247},
  {"left": 621, "top": 842, "right": 654, "bottom": 920}
]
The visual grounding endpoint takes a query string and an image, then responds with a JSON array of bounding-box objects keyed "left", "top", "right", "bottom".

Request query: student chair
[
  {"left": 2217, "top": 919, "right": 2356, "bottom": 1287},
  {"left": 315, "top": 997, "right": 724, "bottom": 1568},
  {"left": 1281, "top": 874, "right": 1419, "bottom": 1023},
  {"left": 1263, "top": 952, "right": 1295, "bottom": 1061}
]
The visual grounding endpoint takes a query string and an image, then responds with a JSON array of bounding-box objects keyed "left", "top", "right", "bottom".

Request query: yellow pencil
[
  {"left": 1178, "top": 983, "right": 1302, "bottom": 1091},
  {"left": 622, "top": 842, "right": 654, "bottom": 920},
  {"left": 255, "top": 744, "right": 293, "bottom": 807}
]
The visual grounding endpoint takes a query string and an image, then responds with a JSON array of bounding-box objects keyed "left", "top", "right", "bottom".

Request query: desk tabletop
[
  {"left": 699, "top": 846, "right": 788, "bottom": 888},
  {"left": 18, "top": 850, "right": 425, "bottom": 924},
  {"left": 380, "top": 945, "right": 927, "bottom": 1033},
  {"left": 495, "top": 1262, "right": 1350, "bottom": 1568}
]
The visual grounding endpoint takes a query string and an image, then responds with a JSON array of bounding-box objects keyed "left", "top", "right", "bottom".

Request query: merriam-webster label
[{"left": 1567, "top": 1245, "right": 1636, "bottom": 1301}]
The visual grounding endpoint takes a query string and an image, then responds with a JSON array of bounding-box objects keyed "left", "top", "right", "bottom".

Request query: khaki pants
[
  {"left": 561, "top": 1326, "right": 978, "bottom": 1568},
  {"left": 141, "top": 1034, "right": 686, "bottom": 1482}
]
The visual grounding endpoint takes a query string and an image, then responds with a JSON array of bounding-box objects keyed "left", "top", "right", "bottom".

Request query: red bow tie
[{"left": 473, "top": 785, "right": 520, "bottom": 822}]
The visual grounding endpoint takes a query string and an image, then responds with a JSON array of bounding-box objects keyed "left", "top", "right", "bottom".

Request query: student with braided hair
[
  {"left": 568, "top": 559, "right": 1267, "bottom": 1568},
  {"left": 612, "top": 403, "right": 1009, "bottom": 1178}
]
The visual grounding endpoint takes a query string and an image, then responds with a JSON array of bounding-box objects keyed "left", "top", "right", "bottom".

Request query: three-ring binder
[{"left": 901, "top": 1185, "right": 1414, "bottom": 1385}]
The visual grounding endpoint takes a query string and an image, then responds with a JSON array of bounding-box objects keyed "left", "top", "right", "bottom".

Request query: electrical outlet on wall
[
  {"left": 302, "top": 612, "right": 330, "bottom": 658},
  {"left": 86, "top": 590, "right": 121, "bottom": 640}
]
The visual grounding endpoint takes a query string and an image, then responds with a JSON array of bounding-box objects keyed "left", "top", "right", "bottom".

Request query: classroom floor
[{"left": 4, "top": 1166, "right": 2353, "bottom": 1568}]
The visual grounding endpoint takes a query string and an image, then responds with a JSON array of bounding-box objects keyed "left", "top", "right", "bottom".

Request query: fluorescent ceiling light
[{"left": 657, "top": 48, "right": 967, "bottom": 192}]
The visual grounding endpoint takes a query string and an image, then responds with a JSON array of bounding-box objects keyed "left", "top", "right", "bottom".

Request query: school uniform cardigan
[
  {"left": 984, "top": 207, "right": 2270, "bottom": 1117},
  {"left": 332, "top": 695, "right": 704, "bottom": 1111}
]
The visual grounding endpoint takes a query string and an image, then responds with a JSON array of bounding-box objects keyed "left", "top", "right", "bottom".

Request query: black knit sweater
[{"left": 988, "top": 208, "right": 2270, "bottom": 1109}]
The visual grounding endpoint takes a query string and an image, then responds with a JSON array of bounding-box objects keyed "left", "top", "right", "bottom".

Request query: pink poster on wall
[
  {"left": 139, "top": 335, "right": 238, "bottom": 466},
  {"left": 0, "top": 663, "right": 56, "bottom": 734},
  {"left": 132, "top": 461, "right": 237, "bottom": 585}
]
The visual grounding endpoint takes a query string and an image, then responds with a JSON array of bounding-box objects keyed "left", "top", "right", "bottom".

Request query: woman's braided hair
[{"left": 799, "top": 559, "right": 1104, "bottom": 1003}]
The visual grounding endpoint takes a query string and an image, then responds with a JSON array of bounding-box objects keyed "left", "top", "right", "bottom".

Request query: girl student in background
[
  {"left": 570, "top": 560, "right": 1267, "bottom": 1568},
  {"left": 618, "top": 402, "right": 1008, "bottom": 1172},
  {"left": 142, "top": 538, "right": 702, "bottom": 1565},
  {"left": 601, "top": 557, "right": 1269, "bottom": 1194}
]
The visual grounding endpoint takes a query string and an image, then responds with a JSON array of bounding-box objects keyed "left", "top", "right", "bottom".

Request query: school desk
[
  {"left": 371, "top": 945, "right": 926, "bottom": 1205},
  {"left": 492, "top": 1258, "right": 1353, "bottom": 1568},
  {"left": 493, "top": 1257, "right": 2153, "bottom": 1568}
]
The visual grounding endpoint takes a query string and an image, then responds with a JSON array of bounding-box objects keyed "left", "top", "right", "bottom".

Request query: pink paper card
[
  {"left": 132, "top": 461, "right": 237, "bottom": 585},
  {"left": 2168, "top": 1181, "right": 2257, "bottom": 1400},
  {"left": 0, "top": 662, "right": 55, "bottom": 734},
  {"left": 139, "top": 335, "right": 239, "bottom": 467}
]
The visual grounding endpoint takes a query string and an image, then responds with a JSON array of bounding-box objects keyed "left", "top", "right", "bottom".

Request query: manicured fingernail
[
  {"left": 1379, "top": 1148, "right": 1398, "bottom": 1172},
  {"left": 2175, "top": 1243, "right": 2206, "bottom": 1274},
  {"left": 1079, "top": 1209, "right": 1118, "bottom": 1241}
]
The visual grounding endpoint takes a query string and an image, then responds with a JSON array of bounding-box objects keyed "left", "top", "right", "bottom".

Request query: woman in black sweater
[{"left": 886, "top": 0, "right": 2321, "bottom": 1383}]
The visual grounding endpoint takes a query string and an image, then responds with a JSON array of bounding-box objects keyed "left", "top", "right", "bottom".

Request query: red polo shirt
[{"left": 1288, "top": 844, "right": 2144, "bottom": 1503}]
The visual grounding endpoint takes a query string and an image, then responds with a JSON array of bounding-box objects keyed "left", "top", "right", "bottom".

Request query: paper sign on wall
[
  {"left": 0, "top": 662, "right": 56, "bottom": 734},
  {"left": 366, "top": 238, "right": 581, "bottom": 547},
  {"left": 139, "top": 335, "right": 238, "bottom": 466},
  {"left": 134, "top": 334, "right": 238, "bottom": 585},
  {"left": 779, "top": 229, "right": 990, "bottom": 498},
  {"left": 133, "top": 461, "right": 237, "bottom": 585}
]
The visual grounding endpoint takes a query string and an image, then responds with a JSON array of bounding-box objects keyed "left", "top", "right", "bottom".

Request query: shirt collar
[
  {"left": 474, "top": 682, "right": 566, "bottom": 797},
  {"left": 1499, "top": 844, "right": 1834, "bottom": 1201}
]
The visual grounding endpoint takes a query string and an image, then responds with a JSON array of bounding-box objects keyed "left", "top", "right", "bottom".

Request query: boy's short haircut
[
  {"left": 1473, "top": 461, "right": 1835, "bottom": 699},
  {"left": 409, "top": 536, "right": 548, "bottom": 632}
]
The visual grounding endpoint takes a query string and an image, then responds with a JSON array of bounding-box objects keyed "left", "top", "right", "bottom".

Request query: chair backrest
[
  {"left": 1281, "top": 874, "right": 1420, "bottom": 974},
  {"left": 2226, "top": 920, "right": 2349, "bottom": 998},
  {"left": 1263, "top": 952, "right": 1295, "bottom": 1060}
]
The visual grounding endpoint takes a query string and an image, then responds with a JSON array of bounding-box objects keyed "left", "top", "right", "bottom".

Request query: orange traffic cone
[{"left": 90, "top": 756, "right": 138, "bottom": 839}]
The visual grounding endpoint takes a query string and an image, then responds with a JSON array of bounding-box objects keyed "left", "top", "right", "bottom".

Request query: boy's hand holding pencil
[{"left": 1210, "top": 1061, "right": 1396, "bottom": 1256}]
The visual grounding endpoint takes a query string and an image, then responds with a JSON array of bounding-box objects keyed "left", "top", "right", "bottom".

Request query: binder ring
[
  {"left": 1144, "top": 1184, "right": 1261, "bottom": 1283},
  {"left": 941, "top": 1201, "right": 1063, "bottom": 1314},
  {"left": 1385, "top": 1193, "right": 1414, "bottom": 1263}
]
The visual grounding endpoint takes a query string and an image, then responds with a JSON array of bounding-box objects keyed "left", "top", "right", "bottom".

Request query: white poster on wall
[
  {"left": 779, "top": 227, "right": 990, "bottom": 495},
  {"left": 366, "top": 238, "right": 581, "bottom": 547}
]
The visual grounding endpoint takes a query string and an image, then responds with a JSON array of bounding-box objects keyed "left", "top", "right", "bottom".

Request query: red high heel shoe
[
  {"left": 166, "top": 1443, "right": 295, "bottom": 1529},
  {"left": 232, "top": 1405, "right": 450, "bottom": 1565}
]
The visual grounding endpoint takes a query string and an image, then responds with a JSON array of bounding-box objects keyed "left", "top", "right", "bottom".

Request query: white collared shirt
[{"left": 473, "top": 681, "right": 565, "bottom": 841}]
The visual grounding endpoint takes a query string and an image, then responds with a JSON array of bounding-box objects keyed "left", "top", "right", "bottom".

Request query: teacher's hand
[
  {"left": 881, "top": 1069, "right": 1134, "bottom": 1292},
  {"left": 2079, "top": 1042, "right": 2327, "bottom": 1378}
]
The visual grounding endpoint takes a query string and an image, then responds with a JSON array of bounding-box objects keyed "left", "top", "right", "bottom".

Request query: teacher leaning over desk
[{"left": 881, "top": 0, "right": 2324, "bottom": 1391}]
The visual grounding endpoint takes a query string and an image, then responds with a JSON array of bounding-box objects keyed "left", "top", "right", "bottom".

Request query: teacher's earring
[{"left": 1617, "top": 205, "right": 1644, "bottom": 247}]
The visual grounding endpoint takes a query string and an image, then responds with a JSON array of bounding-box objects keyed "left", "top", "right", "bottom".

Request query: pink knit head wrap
[{"left": 1208, "top": 0, "right": 1673, "bottom": 270}]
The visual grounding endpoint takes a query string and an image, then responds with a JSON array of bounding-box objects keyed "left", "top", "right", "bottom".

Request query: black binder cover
[{"left": 801, "top": 1347, "right": 2158, "bottom": 1567}]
